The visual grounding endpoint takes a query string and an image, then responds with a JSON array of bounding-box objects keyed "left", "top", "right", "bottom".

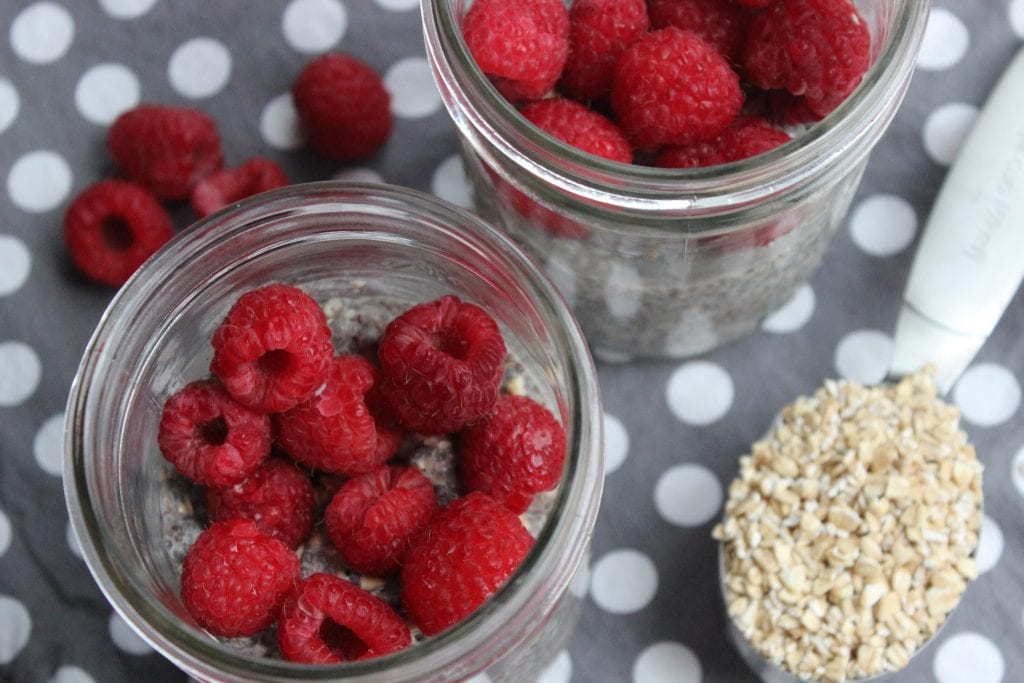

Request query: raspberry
[
  {"left": 190, "top": 157, "right": 289, "bottom": 219},
  {"left": 460, "top": 394, "right": 567, "bottom": 514},
  {"left": 611, "top": 28, "right": 744, "bottom": 150},
  {"left": 462, "top": 0, "right": 570, "bottom": 102},
  {"left": 654, "top": 116, "right": 791, "bottom": 168},
  {"left": 206, "top": 457, "right": 315, "bottom": 548},
  {"left": 324, "top": 465, "right": 437, "bottom": 576},
  {"left": 180, "top": 518, "right": 300, "bottom": 638},
  {"left": 647, "top": 0, "right": 752, "bottom": 64},
  {"left": 377, "top": 296, "right": 506, "bottom": 434},
  {"left": 63, "top": 179, "right": 173, "bottom": 287},
  {"left": 557, "top": 0, "right": 648, "bottom": 102},
  {"left": 736, "top": 0, "right": 776, "bottom": 7},
  {"left": 401, "top": 492, "right": 534, "bottom": 635},
  {"left": 743, "top": 0, "right": 871, "bottom": 117},
  {"left": 277, "top": 573, "right": 411, "bottom": 663},
  {"left": 520, "top": 98, "right": 633, "bottom": 163},
  {"left": 108, "top": 105, "right": 223, "bottom": 200},
  {"left": 210, "top": 284, "right": 334, "bottom": 414},
  {"left": 292, "top": 53, "right": 392, "bottom": 162},
  {"left": 275, "top": 354, "right": 395, "bottom": 475},
  {"left": 158, "top": 379, "right": 271, "bottom": 487}
]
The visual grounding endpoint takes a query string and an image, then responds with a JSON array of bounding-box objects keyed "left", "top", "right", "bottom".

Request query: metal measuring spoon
[{"left": 720, "top": 46, "right": 1024, "bottom": 683}]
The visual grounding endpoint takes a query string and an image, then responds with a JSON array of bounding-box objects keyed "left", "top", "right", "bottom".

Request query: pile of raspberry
[
  {"left": 463, "top": 0, "right": 871, "bottom": 168},
  {"left": 158, "top": 284, "right": 567, "bottom": 663},
  {"left": 63, "top": 52, "right": 392, "bottom": 288}
]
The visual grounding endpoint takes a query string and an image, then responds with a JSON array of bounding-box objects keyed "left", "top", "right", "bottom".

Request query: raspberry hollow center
[
  {"left": 102, "top": 216, "right": 135, "bottom": 251},
  {"left": 320, "top": 619, "right": 368, "bottom": 660},
  {"left": 197, "top": 416, "right": 228, "bottom": 446},
  {"left": 257, "top": 349, "right": 292, "bottom": 377}
]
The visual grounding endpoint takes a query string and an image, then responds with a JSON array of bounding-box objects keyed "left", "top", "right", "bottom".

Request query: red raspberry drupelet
[
  {"left": 277, "top": 573, "right": 411, "bottom": 663},
  {"left": 520, "top": 97, "right": 633, "bottom": 163},
  {"left": 209, "top": 284, "right": 334, "bottom": 414},
  {"left": 190, "top": 157, "right": 289, "bottom": 219},
  {"left": 654, "top": 116, "right": 791, "bottom": 169},
  {"left": 558, "top": 0, "right": 649, "bottom": 102},
  {"left": 157, "top": 378, "right": 271, "bottom": 488},
  {"left": 647, "top": 0, "right": 753, "bottom": 65}
]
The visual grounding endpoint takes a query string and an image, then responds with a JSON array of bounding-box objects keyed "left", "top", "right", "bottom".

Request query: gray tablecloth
[{"left": 1, "top": 1, "right": 1022, "bottom": 682}]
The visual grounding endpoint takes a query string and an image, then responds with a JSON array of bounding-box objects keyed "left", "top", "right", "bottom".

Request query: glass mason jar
[
  {"left": 422, "top": 0, "right": 932, "bottom": 358},
  {"left": 63, "top": 182, "right": 604, "bottom": 683}
]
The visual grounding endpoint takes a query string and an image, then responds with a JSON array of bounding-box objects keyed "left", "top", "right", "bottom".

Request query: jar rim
[
  {"left": 64, "top": 181, "right": 604, "bottom": 682},
  {"left": 422, "top": 0, "right": 933, "bottom": 219}
]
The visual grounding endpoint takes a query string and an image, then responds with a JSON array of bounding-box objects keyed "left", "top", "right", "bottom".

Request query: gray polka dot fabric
[{"left": 1, "top": 1, "right": 1022, "bottom": 682}]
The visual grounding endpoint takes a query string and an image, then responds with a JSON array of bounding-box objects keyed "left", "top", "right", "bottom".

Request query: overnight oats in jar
[
  {"left": 421, "top": 0, "right": 932, "bottom": 358},
  {"left": 63, "top": 182, "right": 603, "bottom": 683}
]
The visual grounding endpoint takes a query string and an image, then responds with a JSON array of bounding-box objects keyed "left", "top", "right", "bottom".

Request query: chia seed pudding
[{"left": 160, "top": 291, "right": 560, "bottom": 661}]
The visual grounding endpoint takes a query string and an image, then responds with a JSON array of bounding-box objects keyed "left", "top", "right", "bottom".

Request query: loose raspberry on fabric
[
  {"left": 108, "top": 105, "right": 223, "bottom": 200},
  {"left": 611, "top": 27, "right": 744, "bottom": 150},
  {"left": 277, "top": 573, "right": 411, "bottom": 663},
  {"left": 158, "top": 379, "right": 271, "bottom": 488},
  {"left": 557, "top": 0, "right": 648, "bottom": 102},
  {"left": 377, "top": 295, "right": 507, "bottom": 435},
  {"left": 462, "top": 0, "right": 570, "bottom": 102},
  {"left": 647, "top": 0, "right": 753, "bottom": 65},
  {"left": 292, "top": 52, "right": 393, "bottom": 162},
  {"left": 654, "top": 116, "right": 791, "bottom": 168},
  {"left": 325, "top": 465, "right": 437, "bottom": 576},
  {"left": 401, "top": 492, "right": 534, "bottom": 636},
  {"left": 190, "top": 157, "right": 289, "bottom": 219},
  {"left": 180, "top": 518, "right": 300, "bottom": 638},
  {"left": 210, "top": 284, "right": 334, "bottom": 414},
  {"left": 275, "top": 354, "right": 396, "bottom": 476},
  {"left": 63, "top": 179, "right": 173, "bottom": 287},
  {"left": 520, "top": 97, "right": 633, "bottom": 163},
  {"left": 743, "top": 0, "right": 871, "bottom": 117},
  {"left": 460, "top": 394, "right": 567, "bottom": 514},
  {"left": 206, "top": 456, "right": 315, "bottom": 548}
]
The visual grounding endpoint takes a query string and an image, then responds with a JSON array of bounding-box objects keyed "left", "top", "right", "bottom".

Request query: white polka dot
[
  {"left": 605, "top": 263, "right": 643, "bottom": 320},
  {"left": 590, "top": 549, "right": 658, "bottom": 614},
  {"left": 465, "top": 674, "right": 491, "bottom": 683},
  {"left": 975, "top": 515, "right": 1003, "bottom": 575},
  {"left": 282, "top": 0, "right": 347, "bottom": 53},
  {"left": 67, "top": 520, "right": 83, "bottom": 559},
  {"left": 260, "top": 93, "right": 305, "bottom": 150},
  {"left": 663, "top": 309, "right": 718, "bottom": 357},
  {"left": 0, "top": 510, "right": 10, "bottom": 557},
  {"left": 168, "top": 37, "right": 232, "bottom": 99},
  {"left": 1012, "top": 444, "right": 1024, "bottom": 498},
  {"left": 1012, "top": 0, "right": 1024, "bottom": 39},
  {"left": 0, "top": 341, "right": 41, "bottom": 407},
  {"left": 654, "top": 464, "right": 723, "bottom": 527},
  {"left": 0, "top": 78, "right": 20, "bottom": 135},
  {"left": 953, "top": 363, "right": 1021, "bottom": 427},
  {"left": 109, "top": 612, "right": 153, "bottom": 655},
  {"left": 602, "top": 412, "right": 629, "bottom": 476},
  {"left": 0, "top": 595, "right": 31, "bottom": 664},
  {"left": 633, "top": 642, "right": 702, "bottom": 683},
  {"left": 834, "top": 329, "right": 893, "bottom": 385},
  {"left": 332, "top": 167, "right": 383, "bottom": 184},
  {"left": 7, "top": 149, "right": 73, "bottom": 213},
  {"left": 48, "top": 666, "right": 96, "bottom": 683},
  {"left": 544, "top": 253, "right": 578, "bottom": 309},
  {"left": 917, "top": 9, "right": 969, "bottom": 72},
  {"left": 385, "top": 57, "right": 442, "bottom": 119},
  {"left": 666, "top": 361, "right": 734, "bottom": 426},
  {"left": 431, "top": 154, "right": 474, "bottom": 209},
  {"left": 923, "top": 102, "right": 977, "bottom": 167},
  {"left": 933, "top": 632, "right": 1004, "bottom": 683},
  {"left": 0, "top": 235, "right": 31, "bottom": 296},
  {"left": 849, "top": 194, "right": 918, "bottom": 257},
  {"left": 33, "top": 413, "right": 64, "bottom": 477},
  {"left": 761, "top": 284, "right": 816, "bottom": 334},
  {"left": 537, "top": 650, "right": 572, "bottom": 683},
  {"left": 374, "top": 0, "right": 419, "bottom": 10},
  {"left": 9, "top": 2, "right": 74, "bottom": 65},
  {"left": 74, "top": 62, "right": 140, "bottom": 126},
  {"left": 98, "top": 0, "right": 158, "bottom": 19}
]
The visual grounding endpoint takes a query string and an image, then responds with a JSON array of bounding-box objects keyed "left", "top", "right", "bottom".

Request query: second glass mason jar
[
  {"left": 422, "top": 0, "right": 932, "bottom": 358},
  {"left": 64, "top": 183, "right": 603, "bottom": 683}
]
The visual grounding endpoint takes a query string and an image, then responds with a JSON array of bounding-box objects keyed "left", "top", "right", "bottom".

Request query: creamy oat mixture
[{"left": 714, "top": 368, "right": 983, "bottom": 682}]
